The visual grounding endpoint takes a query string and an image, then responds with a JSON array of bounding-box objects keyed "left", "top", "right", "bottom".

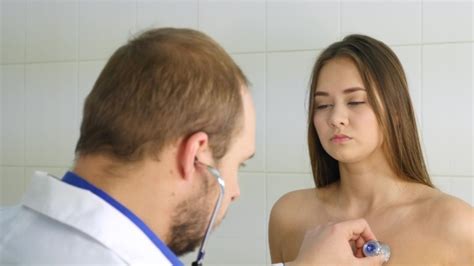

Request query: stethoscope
[{"left": 192, "top": 160, "right": 225, "bottom": 266}]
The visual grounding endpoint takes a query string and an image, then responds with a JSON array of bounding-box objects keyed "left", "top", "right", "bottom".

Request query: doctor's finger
[{"left": 338, "top": 219, "right": 377, "bottom": 242}]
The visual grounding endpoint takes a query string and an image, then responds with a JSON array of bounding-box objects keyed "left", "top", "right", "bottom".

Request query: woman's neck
[{"left": 333, "top": 154, "right": 410, "bottom": 217}]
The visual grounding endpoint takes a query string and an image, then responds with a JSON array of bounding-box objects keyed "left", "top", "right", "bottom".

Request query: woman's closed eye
[
  {"left": 348, "top": 101, "right": 365, "bottom": 106},
  {"left": 315, "top": 101, "right": 365, "bottom": 110},
  {"left": 316, "top": 104, "right": 333, "bottom": 110}
]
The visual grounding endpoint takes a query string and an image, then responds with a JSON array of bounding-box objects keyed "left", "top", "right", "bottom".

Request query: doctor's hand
[{"left": 286, "top": 219, "right": 385, "bottom": 266}]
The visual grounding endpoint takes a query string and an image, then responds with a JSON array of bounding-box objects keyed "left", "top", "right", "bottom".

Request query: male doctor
[{"left": 0, "top": 28, "right": 384, "bottom": 265}]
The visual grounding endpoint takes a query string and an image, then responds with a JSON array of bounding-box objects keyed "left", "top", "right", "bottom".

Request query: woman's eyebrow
[{"left": 315, "top": 87, "right": 366, "bottom": 97}]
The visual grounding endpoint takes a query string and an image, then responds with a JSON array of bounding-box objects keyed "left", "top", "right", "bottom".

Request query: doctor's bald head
[{"left": 75, "top": 28, "right": 248, "bottom": 164}]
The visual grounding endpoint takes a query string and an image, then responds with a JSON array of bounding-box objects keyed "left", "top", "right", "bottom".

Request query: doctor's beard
[{"left": 168, "top": 172, "right": 217, "bottom": 256}]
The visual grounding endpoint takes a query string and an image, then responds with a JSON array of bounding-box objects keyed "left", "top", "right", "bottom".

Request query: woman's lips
[{"left": 331, "top": 134, "right": 352, "bottom": 143}]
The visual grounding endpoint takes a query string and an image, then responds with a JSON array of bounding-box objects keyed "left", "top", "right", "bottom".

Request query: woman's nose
[{"left": 328, "top": 105, "right": 349, "bottom": 128}]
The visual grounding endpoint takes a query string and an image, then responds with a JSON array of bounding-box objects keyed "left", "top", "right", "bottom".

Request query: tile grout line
[
  {"left": 197, "top": 0, "right": 200, "bottom": 30},
  {"left": 75, "top": 0, "right": 80, "bottom": 176},
  {"left": 420, "top": 0, "right": 424, "bottom": 136},
  {"left": 1, "top": 41, "right": 473, "bottom": 67},
  {"left": 339, "top": 0, "right": 342, "bottom": 40},
  {"left": 263, "top": 0, "right": 268, "bottom": 263},
  {"left": 23, "top": 0, "right": 28, "bottom": 191}
]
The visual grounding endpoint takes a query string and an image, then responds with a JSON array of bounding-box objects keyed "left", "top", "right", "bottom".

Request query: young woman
[{"left": 269, "top": 35, "right": 473, "bottom": 265}]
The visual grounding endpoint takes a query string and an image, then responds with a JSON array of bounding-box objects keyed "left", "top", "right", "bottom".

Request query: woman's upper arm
[
  {"left": 269, "top": 193, "right": 295, "bottom": 263},
  {"left": 434, "top": 196, "right": 474, "bottom": 264},
  {"left": 454, "top": 206, "right": 474, "bottom": 264}
]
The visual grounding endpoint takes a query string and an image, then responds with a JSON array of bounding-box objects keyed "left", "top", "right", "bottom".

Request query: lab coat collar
[{"left": 22, "top": 171, "right": 183, "bottom": 266}]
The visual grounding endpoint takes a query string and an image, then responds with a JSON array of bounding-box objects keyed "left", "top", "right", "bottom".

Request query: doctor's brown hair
[
  {"left": 76, "top": 28, "right": 248, "bottom": 162},
  {"left": 307, "top": 34, "right": 433, "bottom": 188}
]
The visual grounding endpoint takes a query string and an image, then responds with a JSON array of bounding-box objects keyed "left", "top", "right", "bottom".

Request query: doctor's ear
[{"left": 179, "top": 132, "right": 212, "bottom": 180}]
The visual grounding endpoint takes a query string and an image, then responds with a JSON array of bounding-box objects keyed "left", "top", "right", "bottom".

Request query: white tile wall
[
  {"left": 1, "top": 65, "right": 25, "bottom": 166},
  {"left": 204, "top": 236, "right": 267, "bottom": 265},
  {"left": 137, "top": 0, "right": 198, "bottom": 30},
  {"left": 213, "top": 173, "right": 266, "bottom": 239},
  {"left": 341, "top": 1, "right": 421, "bottom": 45},
  {"left": 198, "top": 0, "right": 265, "bottom": 53},
  {"left": 266, "top": 1, "right": 339, "bottom": 51},
  {"left": 0, "top": 167, "right": 25, "bottom": 206},
  {"left": 0, "top": 66, "right": 3, "bottom": 164},
  {"left": 1, "top": 0, "right": 26, "bottom": 64},
  {"left": 423, "top": 1, "right": 473, "bottom": 43},
  {"left": 78, "top": 60, "right": 106, "bottom": 125},
  {"left": 26, "top": 0, "right": 78, "bottom": 62},
  {"left": 231, "top": 53, "right": 265, "bottom": 172},
  {"left": 79, "top": 0, "right": 136, "bottom": 60},
  {"left": 266, "top": 51, "right": 316, "bottom": 173},
  {"left": 25, "top": 63, "right": 78, "bottom": 167},
  {"left": 1, "top": 1, "right": 473, "bottom": 265},
  {"left": 422, "top": 43, "right": 473, "bottom": 176}
]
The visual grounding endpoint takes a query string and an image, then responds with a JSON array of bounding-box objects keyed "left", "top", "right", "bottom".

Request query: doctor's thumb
[{"left": 356, "top": 254, "right": 386, "bottom": 266}]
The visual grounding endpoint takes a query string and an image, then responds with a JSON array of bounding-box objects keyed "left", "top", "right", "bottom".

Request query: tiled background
[{"left": 1, "top": 0, "right": 473, "bottom": 265}]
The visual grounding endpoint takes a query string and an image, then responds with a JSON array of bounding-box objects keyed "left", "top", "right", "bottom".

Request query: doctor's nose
[{"left": 230, "top": 184, "right": 240, "bottom": 202}]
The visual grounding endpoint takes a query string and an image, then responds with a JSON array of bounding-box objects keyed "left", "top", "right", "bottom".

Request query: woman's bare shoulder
[
  {"left": 270, "top": 188, "right": 316, "bottom": 225},
  {"left": 268, "top": 186, "right": 336, "bottom": 262},
  {"left": 431, "top": 192, "right": 472, "bottom": 228},
  {"left": 269, "top": 185, "right": 335, "bottom": 225},
  {"left": 421, "top": 190, "right": 474, "bottom": 264},
  {"left": 268, "top": 185, "right": 337, "bottom": 239},
  {"left": 412, "top": 186, "right": 472, "bottom": 228},
  {"left": 421, "top": 190, "right": 473, "bottom": 222},
  {"left": 268, "top": 188, "right": 312, "bottom": 262},
  {"left": 272, "top": 188, "right": 318, "bottom": 207}
]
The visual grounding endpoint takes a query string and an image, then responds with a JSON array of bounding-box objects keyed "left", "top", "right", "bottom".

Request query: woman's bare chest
[
  {"left": 283, "top": 210, "right": 448, "bottom": 265},
  {"left": 371, "top": 225, "right": 447, "bottom": 265}
]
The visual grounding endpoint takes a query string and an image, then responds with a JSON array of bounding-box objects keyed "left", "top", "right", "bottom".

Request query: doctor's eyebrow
[
  {"left": 240, "top": 153, "right": 255, "bottom": 168},
  {"left": 315, "top": 87, "right": 366, "bottom": 97}
]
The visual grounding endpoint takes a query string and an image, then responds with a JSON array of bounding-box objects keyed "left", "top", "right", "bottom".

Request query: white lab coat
[{"left": 0, "top": 171, "right": 177, "bottom": 265}]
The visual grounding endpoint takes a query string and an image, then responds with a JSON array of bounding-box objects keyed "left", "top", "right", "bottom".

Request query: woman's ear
[{"left": 179, "top": 132, "right": 211, "bottom": 181}]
